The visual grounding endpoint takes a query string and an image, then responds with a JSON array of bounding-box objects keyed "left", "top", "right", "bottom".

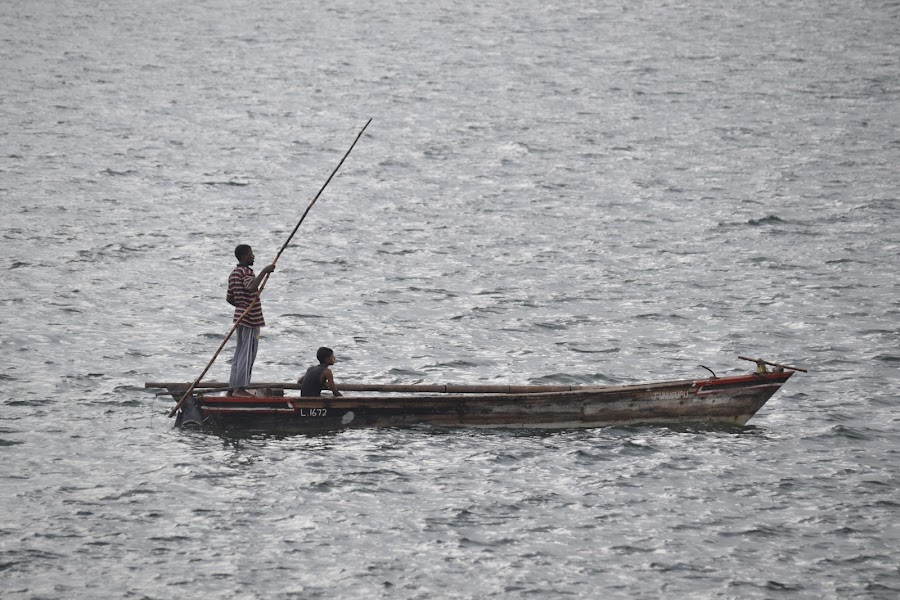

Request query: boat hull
[{"left": 163, "top": 371, "right": 794, "bottom": 433}]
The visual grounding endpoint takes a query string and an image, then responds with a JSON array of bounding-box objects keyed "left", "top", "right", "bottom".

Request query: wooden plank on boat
[
  {"left": 738, "top": 356, "right": 808, "bottom": 373},
  {"left": 144, "top": 381, "right": 582, "bottom": 394}
]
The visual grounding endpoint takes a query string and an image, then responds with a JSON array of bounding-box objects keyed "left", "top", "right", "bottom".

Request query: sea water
[{"left": 2, "top": 0, "right": 898, "bottom": 597}]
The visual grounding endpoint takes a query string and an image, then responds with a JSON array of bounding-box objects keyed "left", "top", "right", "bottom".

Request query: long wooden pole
[{"left": 168, "top": 119, "right": 373, "bottom": 418}]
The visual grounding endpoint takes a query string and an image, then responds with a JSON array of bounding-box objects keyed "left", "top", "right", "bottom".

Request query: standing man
[{"left": 226, "top": 244, "right": 275, "bottom": 396}]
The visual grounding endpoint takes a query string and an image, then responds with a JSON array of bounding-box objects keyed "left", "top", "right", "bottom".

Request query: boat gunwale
[{"left": 190, "top": 371, "right": 794, "bottom": 407}]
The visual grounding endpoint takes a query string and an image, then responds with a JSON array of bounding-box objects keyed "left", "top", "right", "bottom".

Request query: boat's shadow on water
[
  {"left": 174, "top": 421, "right": 768, "bottom": 447},
  {"left": 640, "top": 422, "right": 767, "bottom": 436}
]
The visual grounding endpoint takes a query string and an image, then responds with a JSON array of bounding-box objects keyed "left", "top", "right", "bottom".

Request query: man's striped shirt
[{"left": 228, "top": 265, "right": 266, "bottom": 327}]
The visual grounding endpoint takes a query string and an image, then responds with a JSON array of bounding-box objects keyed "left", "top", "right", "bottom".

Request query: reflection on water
[{"left": 2, "top": 0, "right": 899, "bottom": 597}]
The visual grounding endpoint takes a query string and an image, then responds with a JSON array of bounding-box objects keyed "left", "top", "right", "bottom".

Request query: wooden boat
[{"left": 146, "top": 357, "right": 804, "bottom": 433}]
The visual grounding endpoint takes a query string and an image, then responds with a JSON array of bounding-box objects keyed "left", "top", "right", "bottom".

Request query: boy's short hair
[
  {"left": 317, "top": 347, "right": 334, "bottom": 363},
  {"left": 234, "top": 244, "right": 252, "bottom": 261}
]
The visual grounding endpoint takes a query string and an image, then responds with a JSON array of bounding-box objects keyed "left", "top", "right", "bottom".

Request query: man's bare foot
[{"left": 233, "top": 388, "right": 253, "bottom": 397}]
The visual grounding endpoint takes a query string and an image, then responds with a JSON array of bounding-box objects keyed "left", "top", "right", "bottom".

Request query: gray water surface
[{"left": 2, "top": 0, "right": 899, "bottom": 598}]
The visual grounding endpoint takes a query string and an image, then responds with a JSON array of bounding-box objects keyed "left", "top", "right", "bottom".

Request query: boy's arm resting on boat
[{"left": 324, "top": 369, "right": 342, "bottom": 397}]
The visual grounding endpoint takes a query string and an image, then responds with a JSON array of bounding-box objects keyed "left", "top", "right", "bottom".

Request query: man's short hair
[
  {"left": 317, "top": 347, "right": 334, "bottom": 363},
  {"left": 234, "top": 244, "right": 252, "bottom": 261}
]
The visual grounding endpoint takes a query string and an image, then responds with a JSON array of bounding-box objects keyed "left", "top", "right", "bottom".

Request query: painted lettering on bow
[
  {"left": 650, "top": 390, "right": 690, "bottom": 401},
  {"left": 299, "top": 408, "right": 328, "bottom": 417}
]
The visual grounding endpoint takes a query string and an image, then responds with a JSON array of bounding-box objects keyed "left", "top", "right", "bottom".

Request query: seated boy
[{"left": 297, "top": 347, "right": 343, "bottom": 397}]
